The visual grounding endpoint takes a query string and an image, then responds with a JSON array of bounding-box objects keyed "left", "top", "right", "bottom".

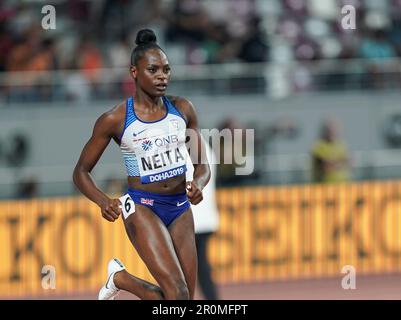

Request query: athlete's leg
[
  {"left": 168, "top": 208, "right": 198, "bottom": 299},
  {"left": 114, "top": 204, "right": 189, "bottom": 300},
  {"left": 113, "top": 269, "right": 164, "bottom": 300}
]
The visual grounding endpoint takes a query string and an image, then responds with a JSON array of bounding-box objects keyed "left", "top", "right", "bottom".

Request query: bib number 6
[
  {"left": 125, "top": 197, "right": 132, "bottom": 213},
  {"left": 119, "top": 194, "right": 135, "bottom": 219}
]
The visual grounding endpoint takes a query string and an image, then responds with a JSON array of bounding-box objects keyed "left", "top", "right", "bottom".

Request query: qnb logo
[
  {"left": 142, "top": 140, "right": 153, "bottom": 151},
  {"left": 154, "top": 135, "right": 178, "bottom": 147}
]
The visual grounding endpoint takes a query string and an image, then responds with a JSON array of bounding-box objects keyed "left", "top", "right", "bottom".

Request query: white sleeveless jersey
[{"left": 119, "top": 96, "right": 188, "bottom": 184}]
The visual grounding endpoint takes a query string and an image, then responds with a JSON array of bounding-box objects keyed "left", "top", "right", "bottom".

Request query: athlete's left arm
[{"left": 175, "top": 97, "right": 211, "bottom": 205}]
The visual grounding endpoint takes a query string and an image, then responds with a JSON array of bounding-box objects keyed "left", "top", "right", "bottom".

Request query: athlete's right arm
[{"left": 72, "top": 112, "right": 122, "bottom": 222}]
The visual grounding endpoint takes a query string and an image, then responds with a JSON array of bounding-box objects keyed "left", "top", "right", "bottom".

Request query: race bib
[
  {"left": 119, "top": 193, "right": 135, "bottom": 219},
  {"left": 134, "top": 132, "right": 187, "bottom": 183}
]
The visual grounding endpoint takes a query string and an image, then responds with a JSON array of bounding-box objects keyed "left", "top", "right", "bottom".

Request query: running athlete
[{"left": 72, "top": 29, "right": 210, "bottom": 300}]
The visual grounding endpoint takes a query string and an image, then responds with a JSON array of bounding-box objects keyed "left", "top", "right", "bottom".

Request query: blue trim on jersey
[
  {"left": 163, "top": 96, "right": 188, "bottom": 125},
  {"left": 120, "top": 96, "right": 188, "bottom": 179},
  {"left": 123, "top": 153, "right": 140, "bottom": 176},
  {"left": 127, "top": 188, "right": 190, "bottom": 226},
  {"left": 119, "top": 97, "right": 137, "bottom": 142}
]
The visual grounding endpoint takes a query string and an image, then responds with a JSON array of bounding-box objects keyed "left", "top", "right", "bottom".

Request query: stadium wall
[
  {"left": 0, "top": 181, "right": 400, "bottom": 298},
  {"left": 0, "top": 92, "right": 400, "bottom": 197}
]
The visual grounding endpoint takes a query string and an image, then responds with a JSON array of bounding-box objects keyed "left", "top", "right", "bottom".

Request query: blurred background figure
[
  {"left": 186, "top": 136, "right": 220, "bottom": 300},
  {"left": 215, "top": 117, "right": 247, "bottom": 187},
  {"left": 311, "top": 118, "right": 350, "bottom": 184},
  {"left": 14, "top": 176, "right": 39, "bottom": 199},
  {"left": 104, "top": 176, "right": 126, "bottom": 198}
]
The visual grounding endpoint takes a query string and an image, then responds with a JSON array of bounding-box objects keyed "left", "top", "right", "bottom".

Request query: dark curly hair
[{"left": 130, "top": 29, "right": 166, "bottom": 65}]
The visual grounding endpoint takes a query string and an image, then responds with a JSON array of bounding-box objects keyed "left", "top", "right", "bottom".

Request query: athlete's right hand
[{"left": 99, "top": 198, "right": 122, "bottom": 222}]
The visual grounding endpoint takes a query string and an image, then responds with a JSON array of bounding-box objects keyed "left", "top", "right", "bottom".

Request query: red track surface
[{"left": 5, "top": 273, "right": 401, "bottom": 300}]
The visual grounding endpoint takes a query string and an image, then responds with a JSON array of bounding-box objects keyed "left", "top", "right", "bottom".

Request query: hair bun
[{"left": 135, "top": 29, "right": 157, "bottom": 46}]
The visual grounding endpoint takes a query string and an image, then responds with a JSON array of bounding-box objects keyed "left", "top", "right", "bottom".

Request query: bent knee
[
  {"left": 171, "top": 283, "right": 190, "bottom": 300},
  {"left": 144, "top": 283, "right": 164, "bottom": 300},
  {"left": 163, "top": 280, "right": 189, "bottom": 300}
]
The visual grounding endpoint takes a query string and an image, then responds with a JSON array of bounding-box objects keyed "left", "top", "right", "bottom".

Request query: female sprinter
[{"left": 72, "top": 29, "right": 210, "bottom": 300}]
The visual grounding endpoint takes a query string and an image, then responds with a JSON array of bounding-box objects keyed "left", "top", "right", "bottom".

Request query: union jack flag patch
[{"left": 140, "top": 198, "right": 154, "bottom": 206}]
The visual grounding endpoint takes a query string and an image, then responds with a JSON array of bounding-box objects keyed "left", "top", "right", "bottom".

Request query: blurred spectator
[
  {"left": 237, "top": 16, "right": 269, "bottom": 63},
  {"left": 108, "top": 32, "right": 134, "bottom": 98},
  {"left": 75, "top": 37, "right": 104, "bottom": 98},
  {"left": 307, "top": 0, "right": 338, "bottom": 20},
  {"left": 212, "top": 0, "right": 256, "bottom": 40},
  {"left": 311, "top": 118, "right": 350, "bottom": 184},
  {"left": 6, "top": 25, "right": 41, "bottom": 72},
  {"left": 66, "top": 0, "right": 91, "bottom": 22},
  {"left": 165, "top": 0, "right": 210, "bottom": 44},
  {"left": 389, "top": 19, "right": 401, "bottom": 56},
  {"left": 5, "top": 132, "right": 30, "bottom": 167},
  {"left": 104, "top": 176, "right": 125, "bottom": 198},
  {"left": 26, "top": 38, "right": 59, "bottom": 100},
  {"left": 215, "top": 117, "right": 246, "bottom": 187},
  {"left": 360, "top": 29, "right": 396, "bottom": 60},
  {"left": 359, "top": 29, "right": 397, "bottom": 89},
  {"left": 15, "top": 177, "right": 39, "bottom": 199},
  {"left": 294, "top": 37, "right": 320, "bottom": 60},
  {"left": 98, "top": 0, "right": 162, "bottom": 39},
  {"left": 64, "top": 60, "right": 91, "bottom": 102},
  {"left": 0, "top": 22, "right": 13, "bottom": 72},
  {"left": 108, "top": 32, "right": 132, "bottom": 69},
  {"left": 5, "top": 23, "right": 59, "bottom": 101},
  {"left": 199, "top": 23, "right": 230, "bottom": 63},
  {"left": 121, "top": 74, "right": 136, "bottom": 99},
  {"left": 1, "top": 0, "right": 401, "bottom": 102},
  {"left": 77, "top": 38, "right": 104, "bottom": 84},
  {"left": 32, "top": 38, "right": 58, "bottom": 71}
]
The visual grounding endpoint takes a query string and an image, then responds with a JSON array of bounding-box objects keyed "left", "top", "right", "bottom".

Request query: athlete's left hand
[{"left": 186, "top": 181, "right": 203, "bottom": 205}]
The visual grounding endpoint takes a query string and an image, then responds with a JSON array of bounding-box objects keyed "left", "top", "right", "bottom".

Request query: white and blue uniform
[
  {"left": 120, "top": 96, "right": 188, "bottom": 183},
  {"left": 119, "top": 96, "right": 190, "bottom": 226}
]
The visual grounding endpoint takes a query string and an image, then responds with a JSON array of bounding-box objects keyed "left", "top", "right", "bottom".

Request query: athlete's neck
[{"left": 134, "top": 90, "right": 164, "bottom": 112}]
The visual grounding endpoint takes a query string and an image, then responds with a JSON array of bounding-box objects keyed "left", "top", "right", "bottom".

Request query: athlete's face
[{"left": 130, "top": 48, "right": 171, "bottom": 97}]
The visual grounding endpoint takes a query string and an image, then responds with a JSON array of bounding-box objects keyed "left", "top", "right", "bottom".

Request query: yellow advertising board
[{"left": 0, "top": 181, "right": 400, "bottom": 297}]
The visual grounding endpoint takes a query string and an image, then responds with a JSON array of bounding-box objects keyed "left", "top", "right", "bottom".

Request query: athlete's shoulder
[
  {"left": 99, "top": 101, "right": 126, "bottom": 122},
  {"left": 94, "top": 101, "right": 126, "bottom": 135},
  {"left": 167, "top": 95, "right": 194, "bottom": 109},
  {"left": 166, "top": 95, "right": 197, "bottom": 122}
]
